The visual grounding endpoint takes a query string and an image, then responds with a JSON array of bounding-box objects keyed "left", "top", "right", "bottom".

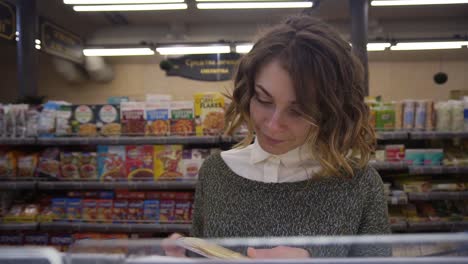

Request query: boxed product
[
  {"left": 126, "top": 145, "right": 154, "bottom": 181},
  {"left": 401, "top": 181, "right": 432, "bottom": 193},
  {"left": 50, "top": 234, "right": 73, "bottom": 252},
  {"left": 0, "top": 104, "right": 5, "bottom": 137},
  {"left": 2, "top": 204, "right": 23, "bottom": 223},
  {"left": 145, "top": 101, "right": 170, "bottom": 136},
  {"left": 128, "top": 200, "right": 144, "bottom": 223},
  {"left": 194, "top": 93, "right": 225, "bottom": 136},
  {"left": 182, "top": 149, "right": 211, "bottom": 179},
  {"left": 36, "top": 148, "right": 61, "bottom": 179},
  {"left": 143, "top": 200, "right": 159, "bottom": 222},
  {"left": 24, "top": 233, "right": 49, "bottom": 246},
  {"left": 375, "top": 103, "right": 395, "bottom": 131},
  {"left": 405, "top": 149, "right": 425, "bottom": 166},
  {"left": 97, "top": 199, "right": 113, "bottom": 222},
  {"left": 98, "top": 146, "right": 127, "bottom": 181},
  {"left": 154, "top": 145, "right": 184, "bottom": 180},
  {"left": 0, "top": 233, "right": 23, "bottom": 245},
  {"left": 385, "top": 145, "right": 405, "bottom": 162},
  {"left": 80, "top": 152, "right": 98, "bottom": 180},
  {"left": 56, "top": 104, "right": 72, "bottom": 136},
  {"left": 0, "top": 151, "right": 16, "bottom": 178},
  {"left": 82, "top": 199, "right": 98, "bottom": 222},
  {"left": 26, "top": 107, "right": 40, "bottom": 137},
  {"left": 160, "top": 192, "right": 176, "bottom": 223},
  {"left": 51, "top": 198, "right": 67, "bottom": 221},
  {"left": 17, "top": 153, "right": 38, "bottom": 178},
  {"left": 71, "top": 105, "right": 98, "bottom": 137},
  {"left": 20, "top": 204, "right": 40, "bottom": 222},
  {"left": 121, "top": 102, "right": 146, "bottom": 136},
  {"left": 96, "top": 104, "right": 121, "bottom": 136},
  {"left": 60, "top": 152, "right": 81, "bottom": 180},
  {"left": 170, "top": 101, "right": 195, "bottom": 136},
  {"left": 175, "top": 193, "right": 192, "bottom": 223},
  {"left": 38, "top": 206, "right": 54, "bottom": 223},
  {"left": 423, "top": 149, "right": 444, "bottom": 166},
  {"left": 112, "top": 200, "right": 128, "bottom": 223},
  {"left": 38, "top": 101, "right": 61, "bottom": 138},
  {"left": 66, "top": 198, "right": 82, "bottom": 222}
]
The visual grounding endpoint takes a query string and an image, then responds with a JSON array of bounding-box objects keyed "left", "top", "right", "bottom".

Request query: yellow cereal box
[
  {"left": 193, "top": 93, "right": 225, "bottom": 136},
  {"left": 154, "top": 145, "right": 183, "bottom": 181}
]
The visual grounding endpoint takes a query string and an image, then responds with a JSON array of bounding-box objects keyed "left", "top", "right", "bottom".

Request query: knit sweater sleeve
[
  {"left": 349, "top": 166, "right": 392, "bottom": 257},
  {"left": 190, "top": 155, "right": 208, "bottom": 238}
]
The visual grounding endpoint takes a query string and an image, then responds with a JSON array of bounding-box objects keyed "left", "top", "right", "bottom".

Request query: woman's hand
[
  {"left": 161, "top": 233, "right": 187, "bottom": 258},
  {"left": 247, "top": 246, "right": 310, "bottom": 259}
]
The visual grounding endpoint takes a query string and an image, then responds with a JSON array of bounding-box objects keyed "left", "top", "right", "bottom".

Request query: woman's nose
[{"left": 266, "top": 110, "right": 286, "bottom": 131}]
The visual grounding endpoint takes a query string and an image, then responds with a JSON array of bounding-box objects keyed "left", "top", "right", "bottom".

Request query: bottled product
[
  {"left": 449, "top": 100, "right": 463, "bottom": 132},
  {"left": 435, "top": 101, "right": 450, "bottom": 131},
  {"left": 403, "top": 100, "right": 415, "bottom": 130},
  {"left": 414, "top": 100, "right": 427, "bottom": 130}
]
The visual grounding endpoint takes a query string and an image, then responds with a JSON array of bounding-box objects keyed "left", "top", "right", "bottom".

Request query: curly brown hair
[{"left": 225, "top": 15, "right": 376, "bottom": 178}]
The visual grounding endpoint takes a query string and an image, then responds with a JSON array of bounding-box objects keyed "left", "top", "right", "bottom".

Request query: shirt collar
[{"left": 250, "top": 138, "right": 313, "bottom": 168}]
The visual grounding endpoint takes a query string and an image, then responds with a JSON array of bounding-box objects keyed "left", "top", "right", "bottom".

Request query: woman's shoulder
[{"left": 353, "top": 165, "right": 384, "bottom": 190}]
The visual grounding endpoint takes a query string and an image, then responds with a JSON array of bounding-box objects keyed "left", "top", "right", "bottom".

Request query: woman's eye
[{"left": 255, "top": 95, "right": 272, "bottom": 105}]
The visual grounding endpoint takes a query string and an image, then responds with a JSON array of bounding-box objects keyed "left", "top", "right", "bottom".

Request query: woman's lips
[{"left": 263, "top": 134, "right": 285, "bottom": 145}]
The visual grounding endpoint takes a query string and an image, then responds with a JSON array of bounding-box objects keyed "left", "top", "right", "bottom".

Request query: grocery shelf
[
  {"left": 408, "top": 192, "right": 468, "bottom": 201},
  {"left": 0, "top": 223, "right": 38, "bottom": 231},
  {"left": 376, "top": 131, "right": 409, "bottom": 140},
  {"left": 0, "top": 137, "right": 36, "bottom": 145},
  {"left": 0, "top": 181, "right": 36, "bottom": 190},
  {"left": 390, "top": 222, "right": 407, "bottom": 232},
  {"left": 39, "top": 222, "right": 191, "bottom": 233},
  {"left": 37, "top": 181, "right": 197, "bottom": 190},
  {"left": 410, "top": 131, "right": 468, "bottom": 140},
  {"left": 369, "top": 161, "right": 408, "bottom": 171},
  {"left": 387, "top": 196, "right": 408, "bottom": 205},
  {"left": 36, "top": 136, "right": 221, "bottom": 146},
  {"left": 407, "top": 221, "right": 468, "bottom": 232},
  {"left": 408, "top": 166, "right": 468, "bottom": 175}
]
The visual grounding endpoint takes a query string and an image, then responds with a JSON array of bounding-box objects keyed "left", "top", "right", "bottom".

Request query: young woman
[{"left": 165, "top": 15, "right": 390, "bottom": 258}]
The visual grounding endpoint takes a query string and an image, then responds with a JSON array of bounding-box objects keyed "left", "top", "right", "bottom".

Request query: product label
[
  {"left": 75, "top": 105, "right": 93, "bottom": 123},
  {"left": 99, "top": 105, "right": 118, "bottom": 123}
]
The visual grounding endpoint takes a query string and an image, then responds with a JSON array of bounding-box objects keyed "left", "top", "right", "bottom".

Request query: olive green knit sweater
[{"left": 190, "top": 153, "right": 391, "bottom": 257}]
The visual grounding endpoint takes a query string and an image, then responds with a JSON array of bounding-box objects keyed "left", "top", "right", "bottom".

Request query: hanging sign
[
  {"left": 0, "top": 0, "right": 15, "bottom": 41},
  {"left": 40, "top": 17, "right": 84, "bottom": 64},
  {"left": 164, "top": 53, "right": 241, "bottom": 82}
]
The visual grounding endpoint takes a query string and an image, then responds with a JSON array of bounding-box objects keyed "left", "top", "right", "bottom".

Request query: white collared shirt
[{"left": 220, "top": 139, "right": 321, "bottom": 183}]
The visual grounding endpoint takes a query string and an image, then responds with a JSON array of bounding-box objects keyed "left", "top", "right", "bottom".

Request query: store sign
[
  {"left": 0, "top": 0, "right": 15, "bottom": 41},
  {"left": 165, "top": 53, "right": 241, "bottom": 82},
  {"left": 40, "top": 18, "right": 84, "bottom": 64}
]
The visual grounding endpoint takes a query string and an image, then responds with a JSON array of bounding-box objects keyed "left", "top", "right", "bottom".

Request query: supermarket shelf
[
  {"left": 408, "top": 192, "right": 468, "bottom": 201},
  {"left": 377, "top": 131, "right": 409, "bottom": 140},
  {"left": 410, "top": 131, "right": 468, "bottom": 140},
  {"left": 408, "top": 166, "right": 468, "bottom": 175},
  {"left": 390, "top": 222, "right": 407, "bottom": 232},
  {"left": 37, "top": 136, "right": 221, "bottom": 146},
  {"left": 0, "top": 137, "right": 36, "bottom": 145},
  {"left": 37, "top": 181, "right": 197, "bottom": 190},
  {"left": 0, "top": 223, "right": 38, "bottom": 231},
  {"left": 0, "top": 181, "right": 36, "bottom": 190},
  {"left": 40, "top": 222, "right": 191, "bottom": 233},
  {"left": 369, "top": 161, "right": 408, "bottom": 171},
  {"left": 387, "top": 196, "right": 408, "bottom": 205},
  {"left": 407, "top": 221, "right": 468, "bottom": 232}
]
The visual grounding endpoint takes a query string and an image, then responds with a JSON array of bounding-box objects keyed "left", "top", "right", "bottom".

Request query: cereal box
[
  {"left": 82, "top": 199, "right": 98, "bottom": 222},
  {"left": 71, "top": 105, "right": 98, "bottom": 137},
  {"left": 66, "top": 198, "right": 82, "bottom": 222},
  {"left": 145, "top": 101, "right": 170, "bottom": 136},
  {"left": 160, "top": 192, "right": 176, "bottom": 223},
  {"left": 98, "top": 146, "right": 126, "bottom": 182},
  {"left": 194, "top": 93, "right": 225, "bottom": 136},
  {"left": 182, "top": 149, "right": 210, "bottom": 180},
  {"left": 80, "top": 152, "right": 98, "bottom": 180},
  {"left": 97, "top": 199, "right": 113, "bottom": 222},
  {"left": 99, "top": 191, "right": 115, "bottom": 199},
  {"left": 170, "top": 101, "right": 195, "bottom": 136},
  {"left": 154, "top": 145, "right": 183, "bottom": 181},
  {"left": 121, "top": 102, "right": 146, "bottom": 136},
  {"left": 175, "top": 193, "right": 192, "bottom": 224},
  {"left": 24, "top": 233, "right": 49, "bottom": 245},
  {"left": 126, "top": 145, "right": 154, "bottom": 181},
  {"left": 96, "top": 104, "right": 121, "bottom": 136},
  {"left": 51, "top": 198, "right": 67, "bottom": 221},
  {"left": 127, "top": 200, "right": 144, "bottom": 223},
  {"left": 0, "top": 151, "right": 16, "bottom": 178},
  {"left": 17, "top": 154, "right": 38, "bottom": 178},
  {"left": 112, "top": 200, "right": 128, "bottom": 223},
  {"left": 143, "top": 200, "right": 159, "bottom": 223},
  {"left": 60, "top": 152, "right": 81, "bottom": 180}
]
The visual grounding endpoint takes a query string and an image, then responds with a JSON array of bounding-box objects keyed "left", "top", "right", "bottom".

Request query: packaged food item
[
  {"left": 24, "top": 233, "right": 49, "bottom": 246},
  {"left": 128, "top": 200, "right": 144, "bottom": 223},
  {"left": 435, "top": 101, "right": 451, "bottom": 131},
  {"left": 38, "top": 101, "right": 60, "bottom": 138},
  {"left": 154, "top": 145, "right": 183, "bottom": 180},
  {"left": 17, "top": 154, "right": 38, "bottom": 178},
  {"left": 160, "top": 192, "right": 176, "bottom": 223},
  {"left": 0, "top": 151, "right": 17, "bottom": 178},
  {"left": 51, "top": 198, "right": 67, "bottom": 221},
  {"left": 99, "top": 191, "right": 115, "bottom": 199},
  {"left": 98, "top": 146, "right": 126, "bottom": 182},
  {"left": 194, "top": 93, "right": 225, "bottom": 136},
  {"left": 82, "top": 199, "right": 98, "bottom": 222},
  {"left": 385, "top": 145, "right": 405, "bottom": 162},
  {"left": 402, "top": 100, "right": 415, "bottom": 130},
  {"left": 4, "top": 105, "right": 15, "bottom": 137},
  {"left": 143, "top": 200, "right": 159, "bottom": 222},
  {"left": 145, "top": 101, "right": 170, "bottom": 136},
  {"left": 126, "top": 145, "right": 154, "bottom": 181},
  {"left": 80, "top": 152, "right": 98, "bottom": 180},
  {"left": 108, "top": 96, "right": 129, "bottom": 105},
  {"left": 121, "top": 102, "right": 146, "bottom": 136},
  {"left": 450, "top": 100, "right": 464, "bottom": 132},
  {"left": 0, "top": 233, "right": 23, "bottom": 245},
  {"left": 182, "top": 149, "right": 211, "bottom": 179},
  {"left": 60, "top": 152, "right": 81, "bottom": 180},
  {"left": 96, "top": 104, "right": 121, "bottom": 136},
  {"left": 393, "top": 101, "right": 403, "bottom": 130},
  {"left": 3, "top": 204, "right": 23, "bottom": 223},
  {"left": 170, "top": 101, "right": 195, "bottom": 136},
  {"left": 414, "top": 100, "right": 427, "bottom": 130},
  {"left": 56, "top": 104, "right": 72, "bottom": 136},
  {"left": 423, "top": 149, "right": 444, "bottom": 166},
  {"left": 14, "top": 104, "right": 28, "bottom": 138},
  {"left": 405, "top": 149, "right": 425, "bottom": 166},
  {"left": 112, "top": 200, "right": 128, "bottom": 223},
  {"left": 375, "top": 103, "right": 395, "bottom": 131},
  {"left": 50, "top": 234, "right": 73, "bottom": 252},
  {"left": 26, "top": 107, "right": 40, "bottom": 137},
  {"left": 66, "top": 198, "right": 82, "bottom": 222},
  {"left": 402, "top": 181, "right": 432, "bottom": 193},
  {"left": 175, "top": 193, "right": 192, "bottom": 223},
  {"left": 425, "top": 100, "right": 435, "bottom": 131},
  {"left": 146, "top": 94, "right": 172, "bottom": 103},
  {"left": 71, "top": 105, "right": 98, "bottom": 136},
  {"left": 0, "top": 104, "right": 5, "bottom": 137},
  {"left": 97, "top": 199, "right": 113, "bottom": 222}
]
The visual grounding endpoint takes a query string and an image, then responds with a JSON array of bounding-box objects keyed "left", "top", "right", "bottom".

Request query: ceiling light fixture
[
  {"left": 73, "top": 3, "right": 187, "bottom": 11},
  {"left": 367, "top": 42, "right": 391, "bottom": 51},
  {"left": 235, "top": 44, "right": 253, "bottom": 53},
  {"left": 197, "top": 1, "right": 313, "bottom": 9},
  {"left": 390, "top": 41, "right": 468, "bottom": 50},
  {"left": 371, "top": 0, "right": 468, "bottom": 6},
  {"left": 156, "top": 45, "right": 231, "bottom": 55},
  {"left": 83, "top": 48, "right": 155, "bottom": 56},
  {"left": 35, "top": 45, "right": 41, "bottom": 50},
  {"left": 65, "top": 0, "right": 183, "bottom": 3}
]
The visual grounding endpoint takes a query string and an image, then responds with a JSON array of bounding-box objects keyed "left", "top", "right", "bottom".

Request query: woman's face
[{"left": 250, "top": 59, "right": 314, "bottom": 155}]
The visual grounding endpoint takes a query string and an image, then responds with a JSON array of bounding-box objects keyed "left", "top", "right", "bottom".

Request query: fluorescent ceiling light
[
  {"left": 235, "top": 44, "right": 253, "bottom": 53},
  {"left": 65, "top": 0, "right": 183, "bottom": 3},
  {"left": 391, "top": 41, "right": 468, "bottom": 50},
  {"left": 73, "top": 3, "right": 187, "bottom": 11},
  {"left": 197, "top": 1, "right": 313, "bottom": 9},
  {"left": 156, "top": 45, "right": 231, "bottom": 55},
  {"left": 83, "top": 48, "right": 155, "bottom": 56},
  {"left": 35, "top": 39, "right": 41, "bottom": 45},
  {"left": 35, "top": 45, "right": 41, "bottom": 50},
  {"left": 371, "top": 0, "right": 468, "bottom": 6},
  {"left": 367, "top": 42, "right": 391, "bottom": 51}
]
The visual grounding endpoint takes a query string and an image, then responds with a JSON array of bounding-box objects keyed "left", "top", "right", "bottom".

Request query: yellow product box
[
  {"left": 154, "top": 145, "right": 184, "bottom": 181},
  {"left": 194, "top": 93, "right": 225, "bottom": 136}
]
